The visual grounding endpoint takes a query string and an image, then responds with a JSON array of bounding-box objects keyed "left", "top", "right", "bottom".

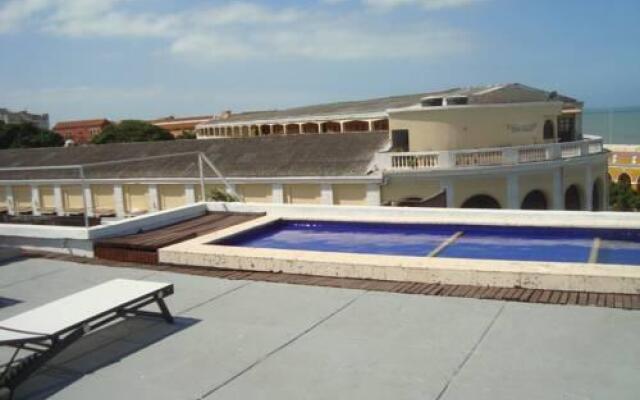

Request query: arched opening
[
  {"left": 301, "top": 122, "right": 319, "bottom": 134},
  {"left": 343, "top": 120, "right": 369, "bottom": 132},
  {"left": 321, "top": 121, "right": 341, "bottom": 134},
  {"left": 241, "top": 126, "right": 249, "bottom": 137},
  {"left": 564, "top": 184, "right": 582, "bottom": 210},
  {"left": 543, "top": 120, "right": 555, "bottom": 140},
  {"left": 232, "top": 126, "right": 240, "bottom": 136},
  {"left": 260, "top": 125, "right": 271, "bottom": 135},
  {"left": 521, "top": 190, "right": 548, "bottom": 210},
  {"left": 272, "top": 124, "right": 284, "bottom": 135},
  {"left": 461, "top": 194, "right": 501, "bottom": 209},
  {"left": 618, "top": 173, "right": 631, "bottom": 188},
  {"left": 285, "top": 124, "right": 300, "bottom": 135},
  {"left": 372, "top": 119, "right": 389, "bottom": 131},
  {"left": 250, "top": 125, "right": 260, "bottom": 136},
  {"left": 592, "top": 178, "right": 603, "bottom": 211}
]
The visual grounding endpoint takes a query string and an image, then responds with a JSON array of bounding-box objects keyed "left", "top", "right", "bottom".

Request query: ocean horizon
[{"left": 583, "top": 106, "right": 640, "bottom": 144}]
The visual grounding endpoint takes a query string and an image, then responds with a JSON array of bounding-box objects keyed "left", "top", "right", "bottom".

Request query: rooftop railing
[{"left": 378, "top": 135, "right": 604, "bottom": 171}]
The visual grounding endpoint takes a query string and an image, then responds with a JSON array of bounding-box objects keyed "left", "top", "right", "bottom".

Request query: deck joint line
[
  {"left": 427, "top": 231, "right": 464, "bottom": 257},
  {"left": 434, "top": 304, "right": 505, "bottom": 400},
  {"left": 198, "top": 291, "right": 365, "bottom": 399}
]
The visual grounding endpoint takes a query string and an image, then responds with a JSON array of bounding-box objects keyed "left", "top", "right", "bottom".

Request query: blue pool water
[{"left": 215, "top": 220, "right": 640, "bottom": 266}]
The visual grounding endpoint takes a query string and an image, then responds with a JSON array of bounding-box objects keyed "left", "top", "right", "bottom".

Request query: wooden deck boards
[
  {"left": 25, "top": 252, "right": 640, "bottom": 311},
  {"left": 94, "top": 211, "right": 264, "bottom": 264}
]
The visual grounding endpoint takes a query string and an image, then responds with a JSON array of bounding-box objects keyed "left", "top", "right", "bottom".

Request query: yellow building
[
  {"left": 0, "top": 84, "right": 608, "bottom": 217},
  {"left": 606, "top": 144, "right": 640, "bottom": 191}
]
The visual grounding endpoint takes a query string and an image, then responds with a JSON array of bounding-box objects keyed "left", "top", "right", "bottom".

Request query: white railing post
[
  {"left": 148, "top": 184, "right": 159, "bottom": 212},
  {"left": 503, "top": 148, "right": 518, "bottom": 165},
  {"left": 31, "top": 185, "right": 41, "bottom": 216},
  {"left": 272, "top": 183, "right": 284, "bottom": 203},
  {"left": 5, "top": 186, "right": 15, "bottom": 216},
  {"left": 113, "top": 184, "right": 125, "bottom": 217},
  {"left": 439, "top": 151, "right": 455, "bottom": 169},
  {"left": 366, "top": 183, "right": 381, "bottom": 205},
  {"left": 53, "top": 184, "right": 64, "bottom": 216},
  {"left": 321, "top": 184, "right": 333, "bottom": 205}
]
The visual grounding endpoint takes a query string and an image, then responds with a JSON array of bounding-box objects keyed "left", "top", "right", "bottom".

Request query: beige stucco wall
[
  {"left": 333, "top": 184, "right": 367, "bottom": 205},
  {"left": 39, "top": 186, "right": 56, "bottom": 212},
  {"left": 124, "top": 185, "right": 149, "bottom": 214},
  {"left": 389, "top": 103, "right": 562, "bottom": 152},
  {"left": 238, "top": 184, "right": 272, "bottom": 203},
  {"left": 62, "top": 185, "right": 84, "bottom": 212},
  {"left": 91, "top": 185, "right": 115, "bottom": 212},
  {"left": 381, "top": 179, "right": 442, "bottom": 204},
  {"left": 454, "top": 176, "right": 507, "bottom": 208},
  {"left": 158, "top": 184, "right": 186, "bottom": 210},
  {"left": 13, "top": 186, "right": 31, "bottom": 212},
  {"left": 284, "top": 184, "right": 322, "bottom": 204}
]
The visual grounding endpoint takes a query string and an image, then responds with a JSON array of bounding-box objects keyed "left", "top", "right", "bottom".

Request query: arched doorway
[
  {"left": 521, "top": 190, "right": 548, "bottom": 210},
  {"left": 461, "top": 195, "right": 501, "bottom": 209},
  {"left": 543, "top": 120, "right": 555, "bottom": 140},
  {"left": 592, "top": 179, "right": 603, "bottom": 211},
  {"left": 564, "top": 185, "right": 582, "bottom": 210},
  {"left": 618, "top": 173, "right": 631, "bottom": 188}
]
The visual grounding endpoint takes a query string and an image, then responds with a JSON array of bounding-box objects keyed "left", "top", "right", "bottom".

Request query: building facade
[
  {"left": 0, "top": 108, "right": 49, "bottom": 130},
  {"left": 149, "top": 115, "right": 213, "bottom": 137},
  {"left": 606, "top": 144, "right": 640, "bottom": 191},
  {"left": 53, "top": 119, "right": 112, "bottom": 144},
  {"left": 0, "top": 84, "right": 608, "bottom": 217}
]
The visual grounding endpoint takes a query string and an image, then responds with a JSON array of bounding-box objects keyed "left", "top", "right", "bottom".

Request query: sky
[{"left": 0, "top": 0, "right": 639, "bottom": 124}]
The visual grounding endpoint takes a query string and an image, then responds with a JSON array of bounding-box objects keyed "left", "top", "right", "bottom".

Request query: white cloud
[
  {"left": 364, "top": 0, "right": 483, "bottom": 10},
  {"left": 0, "top": 0, "right": 475, "bottom": 62}
]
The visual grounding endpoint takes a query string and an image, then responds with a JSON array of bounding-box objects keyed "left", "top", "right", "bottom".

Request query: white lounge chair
[{"left": 0, "top": 279, "right": 174, "bottom": 399}]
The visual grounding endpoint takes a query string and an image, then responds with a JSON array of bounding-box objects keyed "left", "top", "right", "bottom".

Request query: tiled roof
[
  {"left": 53, "top": 119, "right": 110, "bottom": 129},
  {"left": 0, "top": 132, "right": 389, "bottom": 181}
]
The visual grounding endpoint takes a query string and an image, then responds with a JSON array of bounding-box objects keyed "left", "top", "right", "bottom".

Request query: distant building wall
[
  {"left": 389, "top": 103, "right": 563, "bottom": 152},
  {"left": 0, "top": 108, "right": 49, "bottom": 129}
]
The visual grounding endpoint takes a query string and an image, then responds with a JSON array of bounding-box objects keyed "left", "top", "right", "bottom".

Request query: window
[
  {"left": 557, "top": 116, "right": 575, "bottom": 142},
  {"left": 543, "top": 120, "right": 555, "bottom": 140},
  {"left": 421, "top": 97, "right": 443, "bottom": 107},
  {"left": 446, "top": 96, "right": 468, "bottom": 105},
  {"left": 391, "top": 129, "right": 409, "bottom": 151}
]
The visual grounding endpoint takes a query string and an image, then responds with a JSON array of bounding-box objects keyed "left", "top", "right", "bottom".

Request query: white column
[
  {"left": 5, "top": 186, "right": 15, "bottom": 216},
  {"left": 298, "top": 123, "right": 303, "bottom": 134},
  {"left": 506, "top": 174, "right": 520, "bottom": 209},
  {"left": 368, "top": 120, "right": 373, "bottom": 132},
  {"left": 82, "top": 184, "right": 94, "bottom": 217},
  {"left": 552, "top": 168, "right": 564, "bottom": 210},
  {"left": 148, "top": 184, "right": 159, "bottom": 212},
  {"left": 113, "top": 184, "right": 125, "bottom": 217},
  {"left": 317, "top": 122, "right": 322, "bottom": 133},
  {"left": 584, "top": 167, "right": 593, "bottom": 211},
  {"left": 603, "top": 172, "right": 610, "bottom": 211},
  {"left": 321, "top": 184, "right": 333, "bottom": 205},
  {"left": 185, "top": 184, "right": 196, "bottom": 204},
  {"left": 366, "top": 183, "right": 382, "bottom": 206},
  {"left": 31, "top": 185, "right": 41, "bottom": 216},
  {"left": 53, "top": 184, "right": 64, "bottom": 216},
  {"left": 272, "top": 183, "right": 284, "bottom": 204},
  {"left": 225, "top": 183, "right": 237, "bottom": 198},
  {"left": 440, "top": 179, "right": 455, "bottom": 208},
  {"left": 339, "top": 121, "right": 344, "bottom": 133}
]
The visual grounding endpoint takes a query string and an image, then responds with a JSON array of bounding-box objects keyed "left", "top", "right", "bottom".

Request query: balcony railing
[{"left": 378, "top": 135, "right": 604, "bottom": 171}]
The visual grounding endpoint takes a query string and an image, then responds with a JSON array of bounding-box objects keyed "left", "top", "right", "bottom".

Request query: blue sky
[{"left": 0, "top": 0, "right": 639, "bottom": 123}]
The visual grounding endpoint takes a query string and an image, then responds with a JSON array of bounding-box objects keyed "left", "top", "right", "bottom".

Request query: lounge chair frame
[{"left": 0, "top": 283, "right": 174, "bottom": 399}]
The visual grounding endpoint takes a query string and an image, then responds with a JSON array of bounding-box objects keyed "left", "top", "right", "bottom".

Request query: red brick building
[{"left": 53, "top": 119, "right": 112, "bottom": 144}]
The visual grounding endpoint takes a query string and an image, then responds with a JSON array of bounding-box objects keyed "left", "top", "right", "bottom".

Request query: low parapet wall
[{"left": 0, "top": 203, "right": 207, "bottom": 256}]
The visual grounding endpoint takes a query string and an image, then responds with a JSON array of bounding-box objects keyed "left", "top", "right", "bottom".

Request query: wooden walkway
[
  {"left": 28, "top": 252, "right": 640, "bottom": 311},
  {"left": 94, "top": 211, "right": 264, "bottom": 264}
]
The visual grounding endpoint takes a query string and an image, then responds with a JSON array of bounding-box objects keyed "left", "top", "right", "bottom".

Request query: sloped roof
[
  {"left": 204, "top": 83, "right": 579, "bottom": 125},
  {"left": 0, "top": 133, "right": 389, "bottom": 181},
  {"left": 53, "top": 119, "right": 111, "bottom": 130}
]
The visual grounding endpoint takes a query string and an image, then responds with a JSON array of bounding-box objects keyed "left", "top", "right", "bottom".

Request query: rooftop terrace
[{"left": 2, "top": 250, "right": 640, "bottom": 399}]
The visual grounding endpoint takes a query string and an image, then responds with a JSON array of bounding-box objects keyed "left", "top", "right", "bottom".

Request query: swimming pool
[{"left": 215, "top": 220, "right": 640, "bottom": 266}]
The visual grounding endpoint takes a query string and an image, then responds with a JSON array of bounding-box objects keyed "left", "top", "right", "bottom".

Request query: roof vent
[{"left": 421, "top": 97, "right": 443, "bottom": 107}]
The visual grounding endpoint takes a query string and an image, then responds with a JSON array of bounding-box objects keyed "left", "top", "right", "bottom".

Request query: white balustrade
[{"left": 379, "top": 136, "right": 604, "bottom": 171}]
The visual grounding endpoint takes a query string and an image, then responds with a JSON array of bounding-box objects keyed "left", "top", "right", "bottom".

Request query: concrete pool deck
[{"left": 2, "top": 252, "right": 640, "bottom": 399}]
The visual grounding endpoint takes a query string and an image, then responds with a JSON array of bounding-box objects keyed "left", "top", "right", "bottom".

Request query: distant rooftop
[{"left": 203, "top": 83, "right": 580, "bottom": 125}]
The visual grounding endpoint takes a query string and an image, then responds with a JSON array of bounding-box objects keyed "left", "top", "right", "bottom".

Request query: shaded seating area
[
  {"left": 94, "top": 211, "right": 265, "bottom": 264},
  {"left": 0, "top": 279, "right": 174, "bottom": 399}
]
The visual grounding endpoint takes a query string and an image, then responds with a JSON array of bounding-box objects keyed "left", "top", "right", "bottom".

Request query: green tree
[
  {"left": 206, "top": 188, "right": 239, "bottom": 202},
  {"left": 0, "top": 121, "right": 64, "bottom": 149},
  {"left": 609, "top": 181, "right": 640, "bottom": 211},
  {"left": 91, "top": 120, "right": 174, "bottom": 144},
  {"left": 177, "top": 130, "right": 196, "bottom": 140}
]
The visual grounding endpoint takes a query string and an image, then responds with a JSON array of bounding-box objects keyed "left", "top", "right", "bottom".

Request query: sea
[{"left": 583, "top": 107, "right": 640, "bottom": 145}]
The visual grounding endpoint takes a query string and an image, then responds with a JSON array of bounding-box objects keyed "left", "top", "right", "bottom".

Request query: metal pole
[
  {"left": 79, "top": 166, "right": 89, "bottom": 228},
  {"left": 199, "top": 153, "right": 238, "bottom": 197},
  {"left": 198, "top": 153, "right": 206, "bottom": 202}
]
